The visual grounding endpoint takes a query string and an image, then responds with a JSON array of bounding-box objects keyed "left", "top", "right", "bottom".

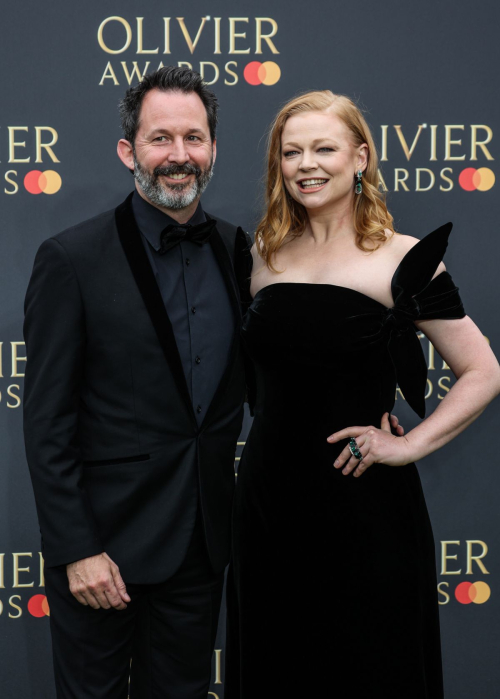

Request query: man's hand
[{"left": 67, "top": 553, "right": 131, "bottom": 610}]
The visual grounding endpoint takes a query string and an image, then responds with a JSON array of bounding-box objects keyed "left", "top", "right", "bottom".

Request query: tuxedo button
[
  {"left": 191, "top": 306, "right": 196, "bottom": 314},
  {"left": 195, "top": 356, "right": 201, "bottom": 364},
  {"left": 186, "top": 258, "right": 190, "bottom": 266},
  {"left": 197, "top": 405, "right": 202, "bottom": 413}
]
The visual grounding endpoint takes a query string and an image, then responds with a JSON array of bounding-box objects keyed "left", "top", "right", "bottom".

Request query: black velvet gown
[{"left": 226, "top": 225, "right": 466, "bottom": 698}]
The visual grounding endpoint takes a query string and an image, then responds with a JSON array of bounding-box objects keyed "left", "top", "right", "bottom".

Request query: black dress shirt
[{"left": 132, "top": 191, "right": 235, "bottom": 426}]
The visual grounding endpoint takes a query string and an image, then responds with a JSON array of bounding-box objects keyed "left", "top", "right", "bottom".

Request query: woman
[{"left": 226, "top": 91, "right": 500, "bottom": 698}]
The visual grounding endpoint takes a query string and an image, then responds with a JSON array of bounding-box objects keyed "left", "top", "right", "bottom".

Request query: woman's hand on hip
[{"left": 327, "top": 412, "right": 412, "bottom": 477}]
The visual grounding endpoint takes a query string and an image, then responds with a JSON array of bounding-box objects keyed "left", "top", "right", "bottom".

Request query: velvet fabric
[{"left": 226, "top": 226, "right": 465, "bottom": 698}]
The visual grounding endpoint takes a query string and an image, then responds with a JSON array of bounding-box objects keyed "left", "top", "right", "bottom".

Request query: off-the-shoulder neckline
[
  {"left": 251, "top": 224, "right": 452, "bottom": 309},
  {"left": 251, "top": 271, "right": 447, "bottom": 310}
]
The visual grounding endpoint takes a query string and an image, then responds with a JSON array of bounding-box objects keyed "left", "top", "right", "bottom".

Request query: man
[{"left": 23, "top": 66, "right": 250, "bottom": 699}]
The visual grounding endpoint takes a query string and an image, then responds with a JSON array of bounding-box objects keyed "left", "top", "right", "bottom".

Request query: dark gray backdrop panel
[{"left": 0, "top": 1, "right": 498, "bottom": 697}]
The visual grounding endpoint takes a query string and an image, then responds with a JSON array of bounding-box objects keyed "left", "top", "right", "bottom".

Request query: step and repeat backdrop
[{"left": 0, "top": 1, "right": 498, "bottom": 697}]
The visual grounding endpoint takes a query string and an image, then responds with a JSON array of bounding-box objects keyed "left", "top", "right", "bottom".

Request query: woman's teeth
[{"left": 300, "top": 179, "right": 328, "bottom": 188}]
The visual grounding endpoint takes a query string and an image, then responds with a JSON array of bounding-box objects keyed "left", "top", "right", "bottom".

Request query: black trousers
[{"left": 44, "top": 518, "right": 224, "bottom": 699}]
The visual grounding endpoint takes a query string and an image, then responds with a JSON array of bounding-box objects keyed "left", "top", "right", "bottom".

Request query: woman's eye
[
  {"left": 318, "top": 147, "right": 334, "bottom": 152},
  {"left": 284, "top": 150, "right": 299, "bottom": 157}
]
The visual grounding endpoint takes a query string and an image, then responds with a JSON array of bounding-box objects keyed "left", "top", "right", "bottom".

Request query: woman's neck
[{"left": 304, "top": 199, "right": 356, "bottom": 245}]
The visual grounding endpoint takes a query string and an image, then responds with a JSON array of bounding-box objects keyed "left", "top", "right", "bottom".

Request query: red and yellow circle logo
[
  {"left": 24, "top": 170, "right": 62, "bottom": 195},
  {"left": 455, "top": 581, "right": 491, "bottom": 604},
  {"left": 244, "top": 61, "right": 281, "bottom": 86},
  {"left": 458, "top": 167, "right": 495, "bottom": 192},
  {"left": 27, "top": 594, "right": 50, "bottom": 617}
]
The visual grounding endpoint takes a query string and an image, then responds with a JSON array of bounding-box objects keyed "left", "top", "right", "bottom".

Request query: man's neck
[{"left": 135, "top": 184, "right": 199, "bottom": 224}]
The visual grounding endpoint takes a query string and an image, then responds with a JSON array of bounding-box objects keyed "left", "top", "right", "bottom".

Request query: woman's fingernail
[{"left": 334, "top": 460, "right": 339, "bottom": 467}]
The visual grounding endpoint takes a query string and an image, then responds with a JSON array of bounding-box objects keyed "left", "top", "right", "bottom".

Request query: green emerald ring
[{"left": 349, "top": 438, "right": 363, "bottom": 461}]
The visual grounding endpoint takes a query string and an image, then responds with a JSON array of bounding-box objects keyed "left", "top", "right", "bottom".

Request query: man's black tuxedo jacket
[{"left": 23, "top": 193, "right": 249, "bottom": 583}]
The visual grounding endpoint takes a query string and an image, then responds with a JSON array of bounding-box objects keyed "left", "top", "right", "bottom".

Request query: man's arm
[
  {"left": 24, "top": 238, "right": 131, "bottom": 610},
  {"left": 23, "top": 237, "right": 103, "bottom": 566}
]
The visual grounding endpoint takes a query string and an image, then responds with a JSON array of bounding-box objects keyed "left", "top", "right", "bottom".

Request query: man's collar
[{"left": 131, "top": 190, "right": 206, "bottom": 252}]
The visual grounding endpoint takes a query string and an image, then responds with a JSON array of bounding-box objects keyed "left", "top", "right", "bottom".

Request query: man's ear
[
  {"left": 117, "top": 139, "right": 135, "bottom": 171},
  {"left": 212, "top": 139, "right": 217, "bottom": 166}
]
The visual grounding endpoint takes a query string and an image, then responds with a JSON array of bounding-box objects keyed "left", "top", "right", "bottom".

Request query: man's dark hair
[{"left": 119, "top": 66, "right": 218, "bottom": 145}]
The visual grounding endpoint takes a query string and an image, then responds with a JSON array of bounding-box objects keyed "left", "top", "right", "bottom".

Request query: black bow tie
[{"left": 158, "top": 218, "right": 217, "bottom": 254}]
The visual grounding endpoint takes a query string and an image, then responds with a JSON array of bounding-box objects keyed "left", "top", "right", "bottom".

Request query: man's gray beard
[{"left": 133, "top": 156, "right": 214, "bottom": 211}]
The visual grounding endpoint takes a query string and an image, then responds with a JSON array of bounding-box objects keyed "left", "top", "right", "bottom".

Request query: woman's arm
[{"left": 328, "top": 315, "right": 500, "bottom": 476}]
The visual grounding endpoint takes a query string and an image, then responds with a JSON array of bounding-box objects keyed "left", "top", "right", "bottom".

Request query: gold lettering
[
  {"left": 437, "top": 581, "right": 450, "bottom": 605},
  {"left": 7, "top": 385, "right": 21, "bottom": 409},
  {"left": 136, "top": 18, "right": 159, "bottom": 54},
  {"left": 444, "top": 125, "right": 466, "bottom": 161},
  {"left": 8, "top": 127, "right": 30, "bottom": 163},
  {"left": 229, "top": 18, "right": 251, "bottom": 54},
  {"left": 208, "top": 694, "right": 220, "bottom": 699},
  {"left": 427, "top": 338, "right": 435, "bottom": 370},
  {"left": 470, "top": 125, "right": 493, "bottom": 161},
  {"left": 425, "top": 378, "right": 432, "bottom": 399},
  {"left": 224, "top": 61, "right": 238, "bottom": 86},
  {"left": 0, "top": 553, "right": 4, "bottom": 588},
  {"left": 8, "top": 595, "right": 22, "bottom": 619},
  {"left": 11, "top": 341, "right": 26, "bottom": 378},
  {"left": 380, "top": 125, "right": 388, "bottom": 161},
  {"left": 394, "top": 124, "right": 425, "bottom": 161},
  {"left": 214, "top": 649, "right": 222, "bottom": 684},
  {"left": 98, "top": 16, "right": 132, "bottom": 54},
  {"left": 99, "top": 62, "right": 120, "bottom": 86},
  {"left": 255, "top": 18, "right": 279, "bottom": 54},
  {"left": 441, "top": 541, "right": 461, "bottom": 575},
  {"left": 4, "top": 170, "right": 18, "bottom": 194},
  {"left": 13, "top": 553, "right": 34, "bottom": 588},
  {"left": 415, "top": 168, "right": 435, "bottom": 192},
  {"left": 121, "top": 61, "right": 151, "bottom": 85},
  {"left": 466, "top": 540, "right": 489, "bottom": 575},
  {"left": 35, "top": 127, "right": 60, "bottom": 164},
  {"left": 442, "top": 358, "right": 450, "bottom": 369},
  {"left": 437, "top": 376, "right": 450, "bottom": 400},
  {"left": 178, "top": 62, "right": 193, "bottom": 70},
  {"left": 430, "top": 125, "right": 438, "bottom": 161},
  {"left": 0, "top": 600, "right": 2, "bottom": 615},
  {"left": 439, "top": 167, "right": 453, "bottom": 192},
  {"left": 163, "top": 18, "right": 171, "bottom": 54},
  {"left": 176, "top": 17, "right": 208, "bottom": 54},
  {"left": 394, "top": 168, "right": 409, "bottom": 192},
  {"left": 395, "top": 387, "right": 405, "bottom": 401},
  {"left": 39, "top": 552, "right": 45, "bottom": 588},
  {"left": 214, "top": 17, "right": 222, "bottom": 54},
  {"left": 200, "top": 62, "right": 219, "bottom": 86},
  {"left": 377, "top": 169, "right": 388, "bottom": 192}
]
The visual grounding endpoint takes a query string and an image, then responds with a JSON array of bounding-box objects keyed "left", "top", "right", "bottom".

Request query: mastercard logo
[
  {"left": 244, "top": 61, "right": 281, "bottom": 86},
  {"left": 455, "top": 581, "right": 491, "bottom": 605},
  {"left": 28, "top": 594, "right": 50, "bottom": 617},
  {"left": 458, "top": 167, "right": 495, "bottom": 192},
  {"left": 24, "top": 170, "right": 62, "bottom": 195}
]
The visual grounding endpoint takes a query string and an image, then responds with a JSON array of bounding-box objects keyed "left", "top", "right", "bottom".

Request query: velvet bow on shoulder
[{"left": 350, "top": 223, "right": 466, "bottom": 418}]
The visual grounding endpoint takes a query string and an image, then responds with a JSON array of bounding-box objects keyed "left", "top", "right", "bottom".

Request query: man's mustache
[{"left": 153, "top": 164, "right": 201, "bottom": 178}]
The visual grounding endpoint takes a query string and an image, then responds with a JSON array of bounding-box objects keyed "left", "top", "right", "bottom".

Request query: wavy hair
[{"left": 256, "top": 91, "right": 394, "bottom": 270}]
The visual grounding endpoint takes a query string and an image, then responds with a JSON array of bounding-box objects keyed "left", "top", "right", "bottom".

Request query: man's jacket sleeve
[{"left": 23, "top": 238, "right": 103, "bottom": 568}]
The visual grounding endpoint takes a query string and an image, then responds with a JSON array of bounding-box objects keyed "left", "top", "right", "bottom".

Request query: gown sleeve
[{"left": 386, "top": 222, "right": 466, "bottom": 418}]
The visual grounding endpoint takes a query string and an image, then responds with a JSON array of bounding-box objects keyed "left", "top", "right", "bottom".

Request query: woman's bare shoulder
[{"left": 384, "top": 230, "right": 446, "bottom": 276}]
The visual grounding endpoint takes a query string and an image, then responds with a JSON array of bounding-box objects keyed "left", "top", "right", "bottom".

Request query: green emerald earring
[{"left": 355, "top": 170, "right": 363, "bottom": 195}]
